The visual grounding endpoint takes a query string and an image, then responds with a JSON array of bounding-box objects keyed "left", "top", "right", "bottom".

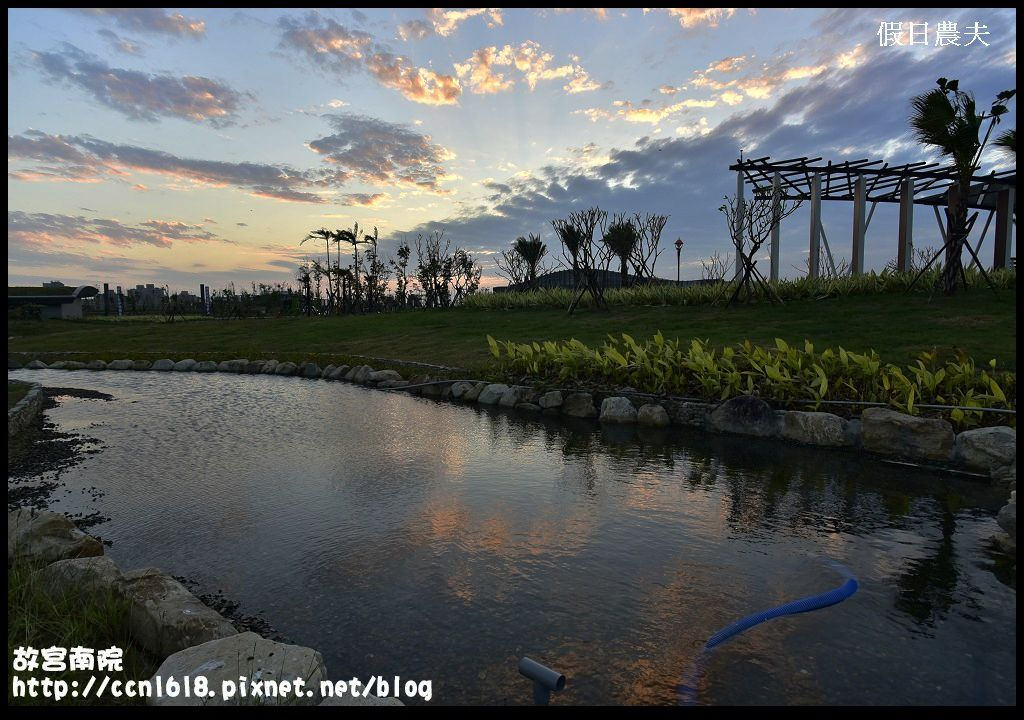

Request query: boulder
[
  {"left": 148, "top": 632, "right": 325, "bottom": 707},
  {"left": 25, "top": 360, "right": 48, "bottom": 369},
  {"left": 477, "top": 384, "right": 509, "bottom": 405},
  {"left": 225, "top": 359, "right": 249, "bottom": 373},
  {"left": 216, "top": 361, "right": 232, "bottom": 373},
  {"left": 499, "top": 386, "right": 534, "bottom": 408},
  {"left": 321, "top": 364, "right": 338, "bottom": 379},
  {"left": 120, "top": 568, "right": 237, "bottom": 658},
  {"left": 48, "top": 361, "right": 70, "bottom": 369},
  {"left": 462, "top": 382, "right": 487, "bottom": 402},
  {"left": 353, "top": 365, "right": 374, "bottom": 384},
  {"left": 450, "top": 381, "right": 475, "bottom": 399},
  {"left": 274, "top": 362, "right": 298, "bottom": 376},
  {"left": 781, "top": 411, "right": 849, "bottom": 447},
  {"left": 8, "top": 509, "right": 103, "bottom": 564},
  {"left": 368, "top": 369, "right": 402, "bottom": 384},
  {"left": 996, "top": 491, "right": 1016, "bottom": 545},
  {"left": 260, "top": 360, "right": 279, "bottom": 374},
  {"left": 992, "top": 461, "right": 1016, "bottom": 490},
  {"left": 538, "top": 391, "right": 563, "bottom": 410},
  {"left": 65, "top": 361, "right": 87, "bottom": 370},
  {"left": 326, "top": 365, "right": 350, "bottom": 380},
  {"left": 637, "top": 404, "right": 670, "bottom": 427},
  {"left": 151, "top": 359, "right": 175, "bottom": 371},
  {"left": 38, "top": 556, "right": 124, "bottom": 602},
  {"left": 377, "top": 379, "right": 410, "bottom": 389},
  {"left": 173, "top": 359, "right": 197, "bottom": 372},
  {"left": 562, "top": 392, "right": 597, "bottom": 419},
  {"left": 953, "top": 426, "right": 1017, "bottom": 474},
  {"left": 132, "top": 360, "right": 152, "bottom": 371},
  {"left": 244, "top": 360, "right": 266, "bottom": 374},
  {"left": 709, "top": 395, "right": 779, "bottom": 438},
  {"left": 194, "top": 360, "right": 218, "bottom": 373},
  {"left": 860, "top": 407, "right": 954, "bottom": 462},
  {"left": 666, "top": 401, "right": 713, "bottom": 429},
  {"left": 107, "top": 359, "right": 134, "bottom": 370},
  {"left": 86, "top": 360, "right": 108, "bottom": 371},
  {"left": 299, "top": 362, "right": 322, "bottom": 378},
  {"left": 515, "top": 402, "right": 541, "bottom": 413},
  {"left": 600, "top": 397, "right": 638, "bottom": 424}
]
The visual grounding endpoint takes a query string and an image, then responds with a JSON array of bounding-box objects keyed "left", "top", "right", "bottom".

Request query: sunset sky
[{"left": 7, "top": 8, "right": 1017, "bottom": 292}]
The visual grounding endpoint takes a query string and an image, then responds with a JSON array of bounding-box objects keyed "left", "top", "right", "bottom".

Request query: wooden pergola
[{"left": 729, "top": 156, "right": 1016, "bottom": 280}]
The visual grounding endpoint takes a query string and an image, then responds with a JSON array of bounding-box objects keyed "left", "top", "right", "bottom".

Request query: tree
[
  {"left": 601, "top": 215, "right": 639, "bottom": 289},
  {"left": 390, "top": 238, "right": 413, "bottom": 309},
  {"left": 720, "top": 188, "right": 802, "bottom": 305},
  {"left": 552, "top": 207, "right": 611, "bottom": 314},
  {"left": 994, "top": 128, "right": 1015, "bottom": 157},
  {"left": 908, "top": 77, "right": 1015, "bottom": 295},
  {"left": 513, "top": 233, "right": 548, "bottom": 289},
  {"left": 629, "top": 212, "right": 668, "bottom": 282},
  {"left": 413, "top": 230, "right": 482, "bottom": 308},
  {"left": 334, "top": 223, "right": 369, "bottom": 311},
  {"left": 301, "top": 228, "right": 335, "bottom": 311}
]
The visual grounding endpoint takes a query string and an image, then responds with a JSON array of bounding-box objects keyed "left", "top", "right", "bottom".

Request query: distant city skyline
[{"left": 8, "top": 8, "right": 1017, "bottom": 293}]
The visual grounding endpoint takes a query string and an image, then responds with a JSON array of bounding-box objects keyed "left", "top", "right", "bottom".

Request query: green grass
[
  {"left": 9, "top": 381, "right": 30, "bottom": 409},
  {"left": 7, "top": 560, "right": 160, "bottom": 706},
  {"left": 7, "top": 291, "right": 1018, "bottom": 375}
]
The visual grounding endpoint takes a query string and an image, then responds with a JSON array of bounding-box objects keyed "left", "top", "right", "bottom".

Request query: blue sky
[{"left": 7, "top": 8, "right": 1017, "bottom": 291}]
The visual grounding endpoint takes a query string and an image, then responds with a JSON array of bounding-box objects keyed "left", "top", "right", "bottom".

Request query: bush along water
[{"left": 488, "top": 333, "right": 1016, "bottom": 429}]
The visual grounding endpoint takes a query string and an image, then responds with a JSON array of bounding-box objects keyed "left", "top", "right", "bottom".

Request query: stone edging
[{"left": 8, "top": 379, "right": 44, "bottom": 440}]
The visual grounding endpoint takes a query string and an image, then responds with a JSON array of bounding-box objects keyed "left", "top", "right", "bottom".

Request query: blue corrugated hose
[{"left": 677, "top": 560, "right": 859, "bottom": 706}]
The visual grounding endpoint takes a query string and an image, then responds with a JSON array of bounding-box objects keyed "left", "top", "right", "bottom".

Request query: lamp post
[{"left": 674, "top": 237, "right": 683, "bottom": 283}]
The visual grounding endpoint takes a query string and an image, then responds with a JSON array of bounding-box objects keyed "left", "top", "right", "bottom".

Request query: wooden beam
[
  {"left": 736, "top": 170, "right": 745, "bottom": 279},
  {"left": 770, "top": 172, "right": 781, "bottom": 282},
  {"left": 809, "top": 174, "right": 821, "bottom": 278},
  {"left": 852, "top": 175, "right": 866, "bottom": 274},
  {"left": 897, "top": 178, "right": 914, "bottom": 271},
  {"left": 993, "top": 187, "right": 1014, "bottom": 269}
]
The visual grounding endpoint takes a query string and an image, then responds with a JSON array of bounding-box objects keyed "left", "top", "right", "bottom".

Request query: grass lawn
[
  {"left": 9, "top": 381, "right": 30, "bottom": 409},
  {"left": 7, "top": 291, "right": 1017, "bottom": 374}
]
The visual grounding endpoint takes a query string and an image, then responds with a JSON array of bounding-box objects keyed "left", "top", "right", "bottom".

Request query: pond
[{"left": 7, "top": 369, "right": 1017, "bottom": 705}]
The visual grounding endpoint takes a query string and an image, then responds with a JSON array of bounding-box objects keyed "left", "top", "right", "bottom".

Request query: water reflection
[{"left": 7, "top": 369, "right": 1016, "bottom": 705}]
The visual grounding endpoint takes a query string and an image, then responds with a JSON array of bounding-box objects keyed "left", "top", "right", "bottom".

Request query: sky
[{"left": 7, "top": 7, "right": 1018, "bottom": 292}]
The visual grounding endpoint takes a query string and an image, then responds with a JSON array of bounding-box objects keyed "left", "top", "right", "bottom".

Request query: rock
[
  {"left": 195, "top": 360, "right": 218, "bottom": 373},
  {"left": 538, "top": 391, "right": 563, "bottom": 410},
  {"left": 462, "top": 382, "right": 487, "bottom": 402},
  {"left": 274, "top": 361, "right": 298, "bottom": 376},
  {"left": 781, "top": 411, "right": 849, "bottom": 447},
  {"left": 515, "top": 402, "right": 542, "bottom": 413},
  {"left": 244, "top": 360, "right": 266, "bottom": 374},
  {"left": 953, "top": 426, "right": 1017, "bottom": 474},
  {"left": 368, "top": 369, "right": 402, "bottom": 384},
  {"left": 600, "top": 396, "right": 638, "bottom": 423},
  {"left": 477, "top": 384, "right": 509, "bottom": 405},
  {"left": 377, "top": 379, "right": 410, "bottom": 389},
  {"left": 420, "top": 380, "right": 446, "bottom": 397},
  {"left": 152, "top": 359, "right": 175, "bottom": 371},
  {"left": 637, "top": 404, "right": 670, "bottom": 427},
  {"left": 992, "top": 461, "right": 1016, "bottom": 491},
  {"left": 353, "top": 365, "right": 374, "bottom": 384},
  {"left": 8, "top": 509, "right": 103, "bottom": 564},
  {"left": 120, "top": 568, "right": 237, "bottom": 658},
  {"left": 996, "top": 491, "right": 1016, "bottom": 544},
  {"left": 562, "top": 392, "right": 597, "bottom": 419},
  {"left": 499, "top": 386, "right": 534, "bottom": 408},
  {"left": 225, "top": 359, "right": 249, "bottom": 373},
  {"left": 450, "top": 381, "right": 475, "bottom": 399},
  {"left": 48, "top": 361, "right": 71, "bottom": 369},
  {"left": 86, "top": 360, "right": 108, "bottom": 370},
  {"left": 666, "top": 401, "right": 714, "bottom": 429},
  {"left": 320, "top": 694, "right": 404, "bottom": 706},
  {"left": 8, "top": 357, "right": 22, "bottom": 369},
  {"left": 25, "top": 360, "right": 48, "bottom": 369},
  {"left": 65, "top": 361, "right": 87, "bottom": 370},
  {"left": 132, "top": 360, "right": 152, "bottom": 371},
  {"left": 860, "top": 407, "right": 954, "bottom": 462},
  {"left": 149, "top": 632, "right": 325, "bottom": 706},
  {"left": 38, "top": 556, "right": 124, "bottom": 602},
  {"left": 216, "top": 361, "right": 232, "bottom": 372},
  {"left": 260, "top": 360, "right": 279, "bottom": 374},
  {"left": 326, "top": 365, "right": 349, "bottom": 380},
  {"left": 709, "top": 396, "right": 780, "bottom": 437},
  {"left": 107, "top": 359, "right": 134, "bottom": 370},
  {"left": 322, "top": 364, "right": 338, "bottom": 379},
  {"left": 299, "top": 362, "right": 322, "bottom": 378},
  {"left": 173, "top": 359, "right": 197, "bottom": 372}
]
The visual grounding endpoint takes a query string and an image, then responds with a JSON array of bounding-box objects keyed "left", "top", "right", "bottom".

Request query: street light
[{"left": 674, "top": 237, "right": 684, "bottom": 283}]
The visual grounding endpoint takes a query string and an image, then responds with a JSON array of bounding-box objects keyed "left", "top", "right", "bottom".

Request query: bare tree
[
  {"left": 552, "top": 206, "right": 612, "bottom": 314},
  {"left": 720, "top": 187, "right": 802, "bottom": 304},
  {"left": 630, "top": 212, "right": 668, "bottom": 282}
]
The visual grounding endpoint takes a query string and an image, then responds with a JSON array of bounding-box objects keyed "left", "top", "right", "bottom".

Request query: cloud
[
  {"left": 278, "top": 13, "right": 461, "bottom": 105},
  {"left": 454, "top": 46, "right": 515, "bottom": 94},
  {"left": 397, "top": 19, "right": 432, "bottom": 41},
  {"left": 71, "top": 8, "right": 206, "bottom": 38},
  {"left": 578, "top": 97, "right": 717, "bottom": 124},
  {"left": 429, "top": 8, "right": 503, "bottom": 36},
  {"left": 33, "top": 44, "right": 245, "bottom": 125},
  {"left": 97, "top": 29, "right": 144, "bottom": 55},
  {"left": 455, "top": 40, "right": 602, "bottom": 95},
  {"left": 341, "top": 192, "right": 387, "bottom": 206},
  {"left": 720, "top": 90, "right": 744, "bottom": 105},
  {"left": 8, "top": 211, "right": 225, "bottom": 249},
  {"left": 646, "top": 8, "right": 737, "bottom": 28},
  {"left": 306, "top": 113, "right": 454, "bottom": 192}
]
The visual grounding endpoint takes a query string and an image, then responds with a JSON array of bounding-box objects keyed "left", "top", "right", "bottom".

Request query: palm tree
[
  {"left": 601, "top": 219, "right": 639, "bottom": 289},
  {"left": 994, "top": 128, "right": 1016, "bottom": 157},
  {"left": 333, "top": 224, "right": 368, "bottom": 311},
  {"left": 513, "top": 233, "right": 547, "bottom": 290},
  {"left": 908, "top": 78, "right": 1015, "bottom": 295},
  {"left": 302, "top": 228, "right": 335, "bottom": 310}
]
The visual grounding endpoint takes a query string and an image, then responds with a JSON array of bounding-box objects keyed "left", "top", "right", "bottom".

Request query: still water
[{"left": 7, "top": 369, "right": 1017, "bottom": 705}]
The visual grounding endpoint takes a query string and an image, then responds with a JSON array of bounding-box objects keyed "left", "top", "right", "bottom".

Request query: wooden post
[
  {"left": 808, "top": 174, "right": 821, "bottom": 278},
  {"left": 852, "top": 175, "right": 866, "bottom": 275},
  {"left": 897, "top": 178, "right": 914, "bottom": 271},
  {"left": 735, "top": 170, "right": 745, "bottom": 279},
  {"left": 770, "top": 172, "right": 781, "bottom": 282},
  {"left": 993, "top": 187, "right": 1014, "bottom": 269}
]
